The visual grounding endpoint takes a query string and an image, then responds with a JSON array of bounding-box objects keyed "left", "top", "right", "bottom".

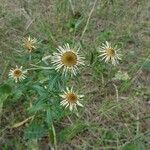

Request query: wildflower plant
[
  {"left": 0, "top": 33, "right": 125, "bottom": 149},
  {"left": 2, "top": 38, "right": 87, "bottom": 148},
  {"left": 1, "top": 1, "right": 148, "bottom": 149},
  {"left": 1, "top": 35, "right": 125, "bottom": 148}
]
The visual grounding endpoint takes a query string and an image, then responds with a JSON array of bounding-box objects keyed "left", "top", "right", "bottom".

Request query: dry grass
[{"left": 0, "top": 0, "right": 150, "bottom": 149}]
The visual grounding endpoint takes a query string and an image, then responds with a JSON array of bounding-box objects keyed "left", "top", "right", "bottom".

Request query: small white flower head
[
  {"left": 23, "top": 36, "right": 37, "bottom": 53},
  {"left": 51, "top": 43, "right": 85, "bottom": 76},
  {"left": 98, "top": 41, "right": 121, "bottom": 65},
  {"left": 60, "top": 87, "right": 84, "bottom": 111},
  {"left": 9, "top": 66, "right": 27, "bottom": 83}
]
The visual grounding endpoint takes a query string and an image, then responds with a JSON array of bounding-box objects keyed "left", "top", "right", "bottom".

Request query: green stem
[
  {"left": 29, "top": 54, "right": 32, "bottom": 64},
  {"left": 69, "top": 0, "right": 75, "bottom": 15},
  {"left": 52, "top": 123, "right": 57, "bottom": 150}
]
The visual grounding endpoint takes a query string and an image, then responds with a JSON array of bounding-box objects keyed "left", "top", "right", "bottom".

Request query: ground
[{"left": 0, "top": 0, "right": 150, "bottom": 149}]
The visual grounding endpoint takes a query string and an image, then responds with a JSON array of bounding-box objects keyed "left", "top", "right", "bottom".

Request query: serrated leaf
[
  {"left": 12, "top": 90, "right": 23, "bottom": 101},
  {"left": 48, "top": 99, "right": 64, "bottom": 121},
  {"left": 24, "top": 123, "right": 47, "bottom": 140},
  {"left": 28, "top": 98, "right": 47, "bottom": 113},
  {"left": 32, "top": 85, "right": 47, "bottom": 97},
  {"left": 48, "top": 72, "right": 62, "bottom": 91}
]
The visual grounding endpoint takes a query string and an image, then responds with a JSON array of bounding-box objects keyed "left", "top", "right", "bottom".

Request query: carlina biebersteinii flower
[
  {"left": 51, "top": 43, "right": 85, "bottom": 76},
  {"left": 9, "top": 66, "right": 27, "bottom": 83},
  {"left": 23, "top": 36, "right": 37, "bottom": 53},
  {"left": 60, "top": 87, "right": 84, "bottom": 111},
  {"left": 98, "top": 41, "right": 122, "bottom": 65}
]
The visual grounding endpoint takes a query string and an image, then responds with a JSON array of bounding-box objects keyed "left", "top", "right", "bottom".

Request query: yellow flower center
[
  {"left": 106, "top": 48, "right": 115, "bottom": 57},
  {"left": 25, "top": 41, "right": 34, "bottom": 51},
  {"left": 66, "top": 93, "right": 78, "bottom": 104},
  {"left": 61, "top": 51, "right": 77, "bottom": 67},
  {"left": 14, "top": 69, "right": 22, "bottom": 77}
]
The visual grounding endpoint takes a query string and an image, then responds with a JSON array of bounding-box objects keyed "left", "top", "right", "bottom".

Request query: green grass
[{"left": 0, "top": 0, "right": 150, "bottom": 149}]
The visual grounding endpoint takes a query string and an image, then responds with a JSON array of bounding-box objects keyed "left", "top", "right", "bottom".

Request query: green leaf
[
  {"left": 0, "top": 84, "right": 12, "bottom": 105},
  {"left": 0, "top": 84, "right": 12, "bottom": 120},
  {"left": 48, "top": 99, "right": 65, "bottom": 121},
  {"left": 0, "top": 84, "right": 12, "bottom": 98},
  {"left": 90, "top": 52, "right": 94, "bottom": 65},
  {"left": 104, "top": 130, "right": 117, "bottom": 140},
  {"left": 123, "top": 142, "right": 147, "bottom": 150},
  {"left": 32, "top": 85, "right": 47, "bottom": 97},
  {"left": 24, "top": 123, "right": 47, "bottom": 140},
  {"left": 46, "top": 108, "right": 52, "bottom": 127},
  {"left": 48, "top": 72, "right": 62, "bottom": 91},
  {"left": 28, "top": 98, "right": 47, "bottom": 113},
  {"left": 12, "top": 90, "right": 23, "bottom": 101},
  {"left": 98, "top": 29, "right": 113, "bottom": 41}
]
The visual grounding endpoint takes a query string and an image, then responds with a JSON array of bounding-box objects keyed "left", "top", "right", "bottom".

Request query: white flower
[
  {"left": 9, "top": 66, "right": 27, "bottom": 82},
  {"left": 23, "top": 36, "right": 37, "bottom": 52},
  {"left": 98, "top": 41, "right": 121, "bottom": 65},
  {"left": 60, "top": 87, "right": 84, "bottom": 111},
  {"left": 51, "top": 43, "right": 85, "bottom": 76}
]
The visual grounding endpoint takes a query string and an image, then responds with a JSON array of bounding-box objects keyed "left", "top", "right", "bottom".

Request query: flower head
[
  {"left": 9, "top": 66, "right": 27, "bottom": 82},
  {"left": 23, "top": 36, "right": 37, "bottom": 52},
  {"left": 60, "top": 87, "right": 84, "bottom": 111},
  {"left": 51, "top": 43, "right": 84, "bottom": 76},
  {"left": 98, "top": 41, "right": 121, "bottom": 65}
]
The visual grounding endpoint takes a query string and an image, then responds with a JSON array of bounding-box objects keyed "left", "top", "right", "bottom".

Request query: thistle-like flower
[
  {"left": 23, "top": 36, "right": 37, "bottom": 52},
  {"left": 60, "top": 87, "right": 84, "bottom": 111},
  {"left": 98, "top": 41, "right": 121, "bottom": 65},
  {"left": 51, "top": 43, "right": 85, "bottom": 76},
  {"left": 9, "top": 66, "right": 27, "bottom": 82}
]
